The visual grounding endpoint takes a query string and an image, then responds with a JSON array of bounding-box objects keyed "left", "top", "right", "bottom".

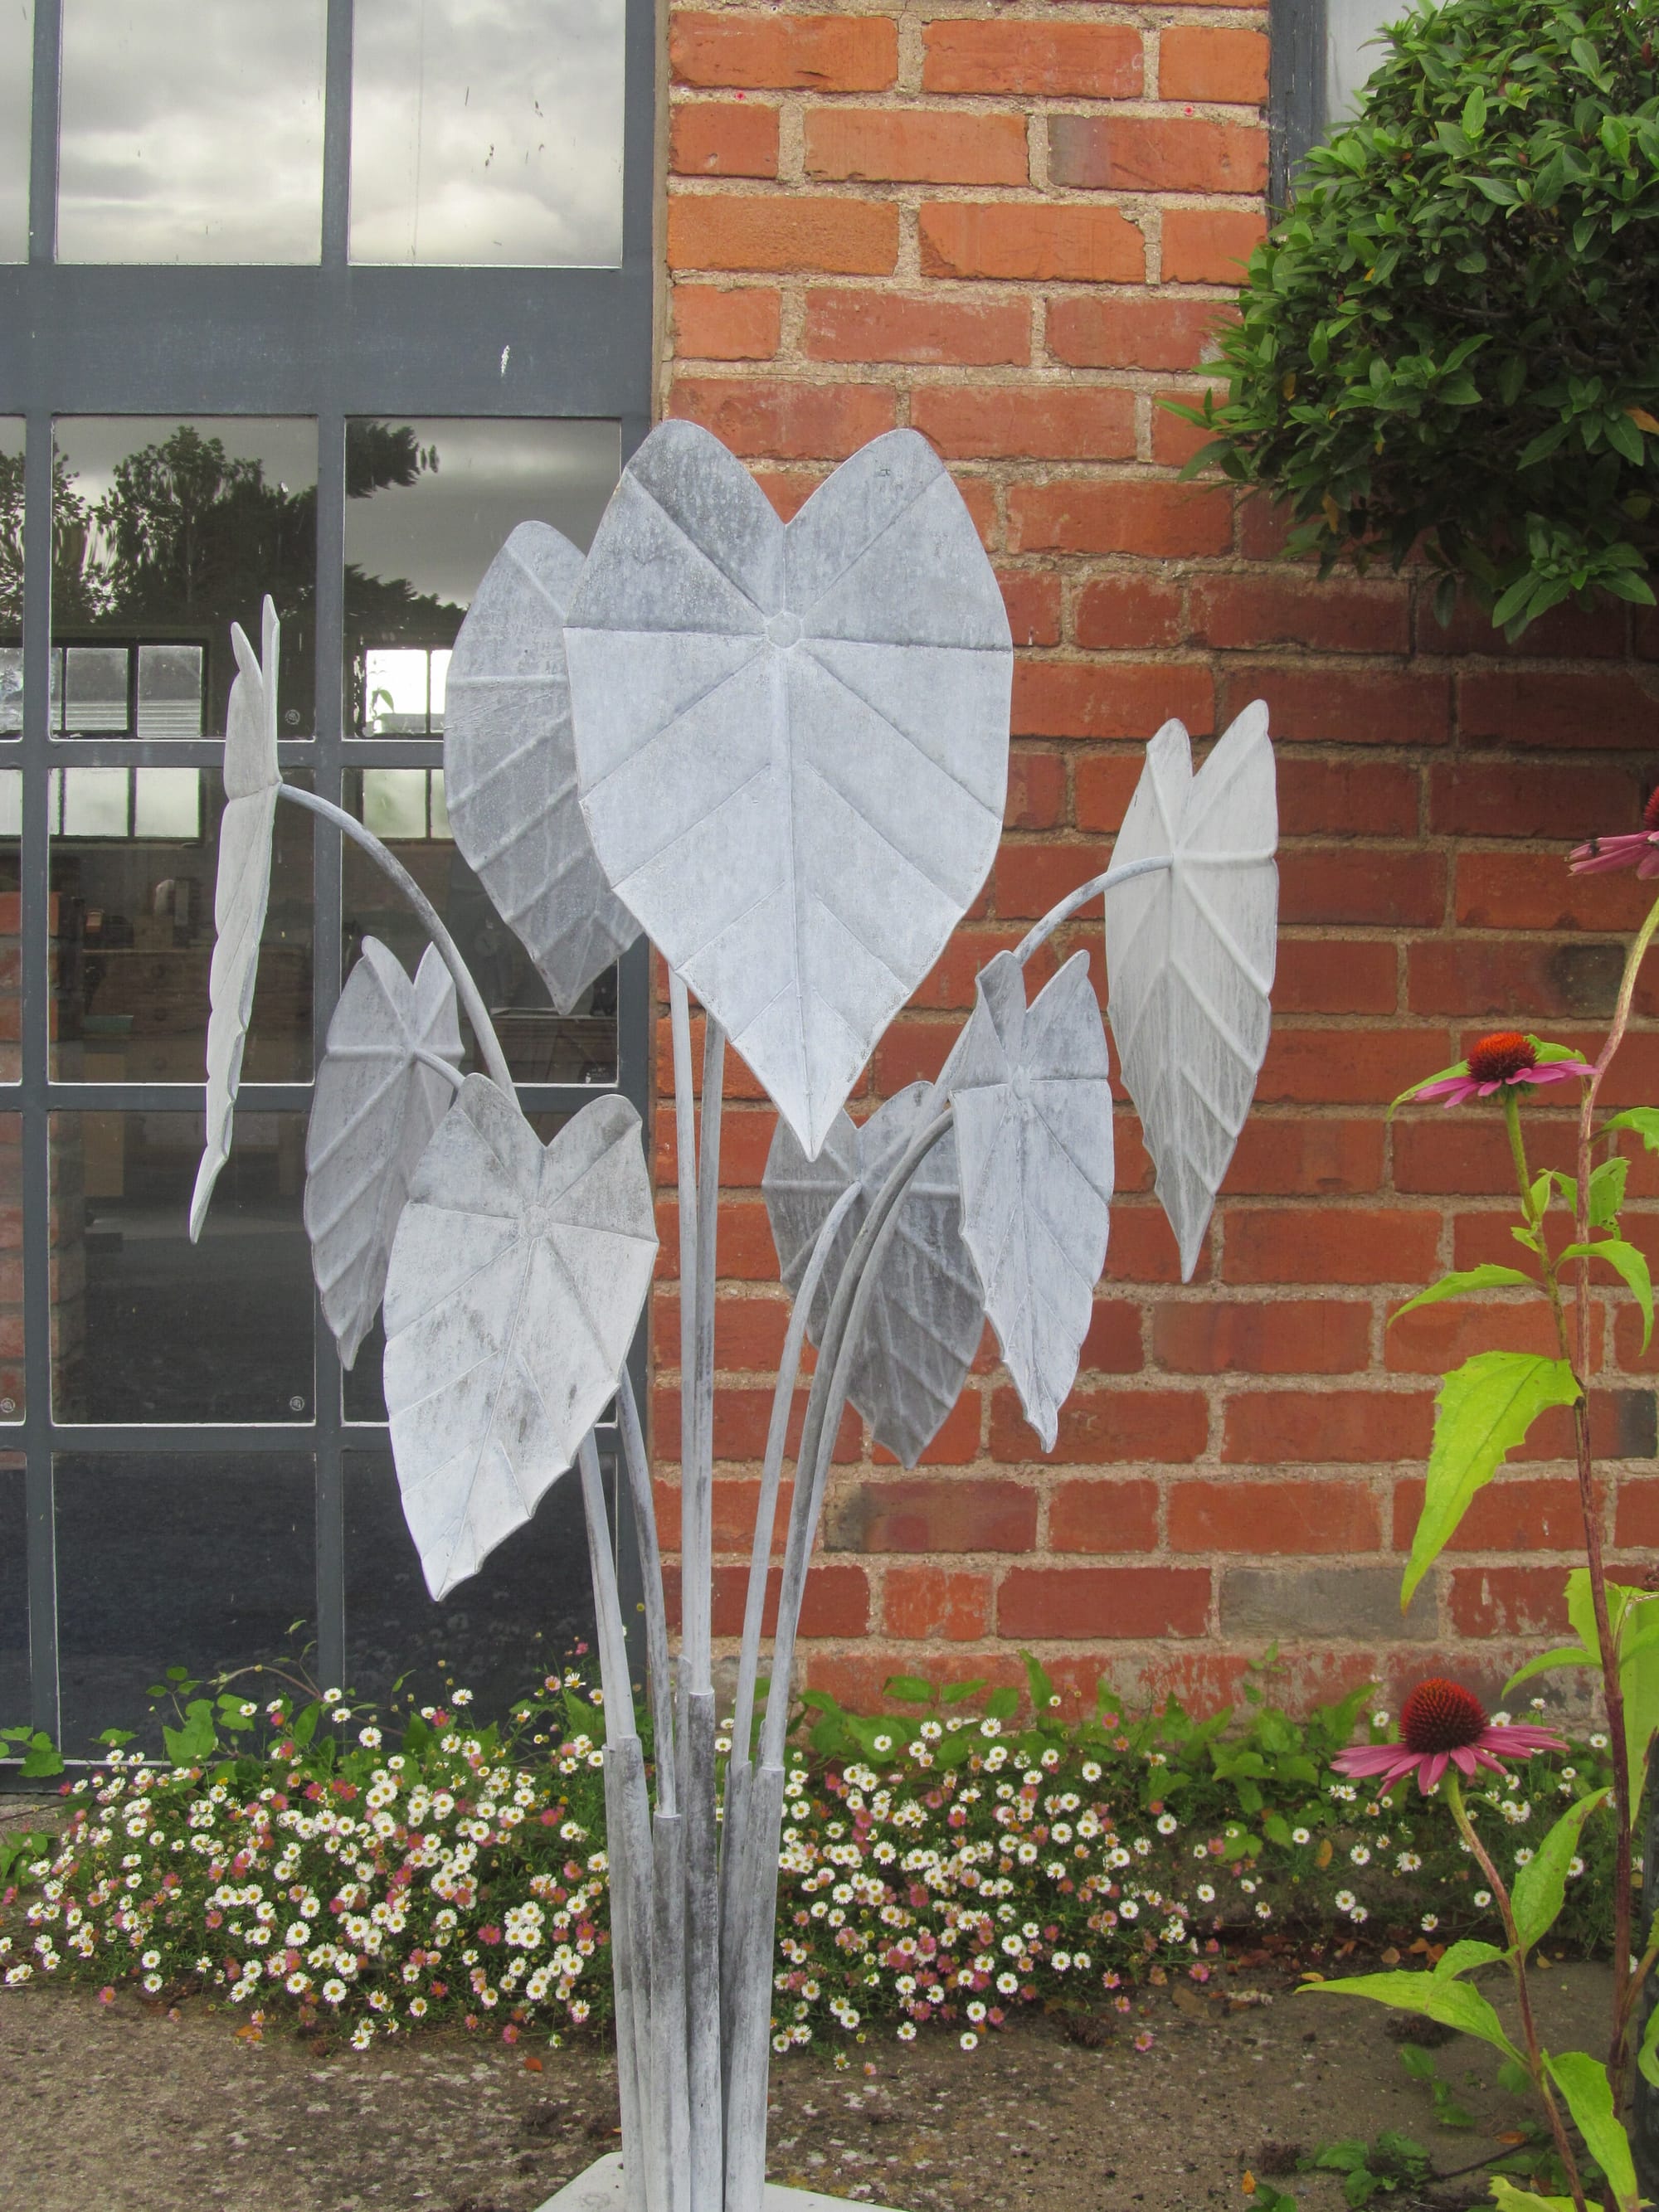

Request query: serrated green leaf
[
  {"left": 1505, "top": 1643, "right": 1594, "bottom": 1694},
  {"left": 1595, "top": 1110, "right": 1659, "bottom": 1158},
  {"left": 984, "top": 1685, "right": 1019, "bottom": 1721},
  {"left": 1403, "top": 1354, "right": 1581, "bottom": 1606},
  {"left": 1511, "top": 1790, "right": 1608, "bottom": 1953},
  {"left": 1560, "top": 1237, "right": 1652, "bottom": 1351},
  {"left": 882, "top": 1675, "right": 935, "bottom": 1706},
  {"left": 1302, "top": 1971, "right": 1520, "bottom": 2059},
  {"left": 1390, "top": 1265, "right": 1535, "bottom": 1325},
  {"left": 1542, "top": 2050, "right": 1636, "bottom": 2211}
]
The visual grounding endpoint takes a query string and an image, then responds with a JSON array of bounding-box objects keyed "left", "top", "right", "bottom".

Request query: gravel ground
[{"left": 0, "top": 1958, "right": 1613, "bottom": 2212}]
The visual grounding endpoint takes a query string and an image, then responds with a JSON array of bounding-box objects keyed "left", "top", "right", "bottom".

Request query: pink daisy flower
[
  {"left": 1407, "top": 1031, "right": 1594, "bottom": 1110},
  {"left": 1333, "top": 1679, "right": 1565, "bottom": 1796},
  {"left": 1569, "top": 787, "right": 1659, "bottom": 878}
]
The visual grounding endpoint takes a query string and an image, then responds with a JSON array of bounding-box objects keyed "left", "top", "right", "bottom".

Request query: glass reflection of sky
[
  {"left": 350, "top": 0, "right": 624, "bottom": 267},
  {"left": 57, "top": 0, "right": 326, "bottom": 265},
  {"left": 0, "top": 1, "right": 32, "bottom": 263}
]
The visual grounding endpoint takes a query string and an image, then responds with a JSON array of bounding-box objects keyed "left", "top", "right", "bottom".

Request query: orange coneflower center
[
  {"left": 1466, "top": 1032, "right": 1536, "bottom": 1087},
  {"left": 1399, "top": 1679, "right": 1488, "bottom": 1754}
]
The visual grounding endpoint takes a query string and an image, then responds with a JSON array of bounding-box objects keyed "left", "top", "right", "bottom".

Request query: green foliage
[
  {"left": 1303, "top": 1958, "right": 1520, "bottom": 2059},
  {"left": 1541, "top": 2049, "right": 1637, "bottom": 2211},
  {"left": 1506, "top": 1571, "right": 1659, "bottom": 1794},
  {"left": 1397, "top": 2039, "right": 1475, "bottom": 2127},
  {"left": 1509, "top": 1790, "right": 1607, "bottom": 1954},
  {"left": 1302, "top": 2130, "right": 1433, "bottom": 2208},
  {"left": 0, "top": 1724, "right": 64, "bottom": 1779},
  {"left": 1404, "top": 1352, "right": 1580, "bottom": 1604},
  {"left": 1389, "top": 1264, "right": 1533, "bottom": 1325},
  {"left": 1175, "top": 0, "right": 1659, "bottom": 635}
]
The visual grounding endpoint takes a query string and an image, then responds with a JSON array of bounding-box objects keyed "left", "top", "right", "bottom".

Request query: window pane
[
  {"left": 0, "top": 2, "right": 31, "bottom": 265},
  {"left": 1327, "top": 0, "right": 1402, "bottom": 124},
  {"left": 0, "top": 1458, "right": 24, "bottom": 1723},
  {"left": 0, "top": 418, "right": 21, "bottom": 732},
  {"left": 345, "top": 419, "right": 618, "bottom": 738},
  {"left": 345, "top": 1451, "right": 595, "bottom": 1719},
  {"left": 51, "top": 770, "right": 313, "bottom": 1081},
  {"left": 53, "top": 418, "right": 317, "bottom": 737},
  {"left": 55, "top": 1454, "right": 315, "bottom": 1756},
  {"left": 57, "top": 0, "right": 326, "bottom": 265},
  {"left": 350, "top": 0, "right": 624, "bottom": 267},
  {"left": 0, "top": 770, "right": 20, "bottom": 1086},
  {"left": 0, "top": 1116, "right": 18, "bottom": 1421},
  {"left": 51, "top": 1111, "right": 313, "bottom": 1423}
]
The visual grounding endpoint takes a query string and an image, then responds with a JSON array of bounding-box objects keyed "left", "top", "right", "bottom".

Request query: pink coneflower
[
  {"left": 1334, "top": 1680, "right": 1565, "bottom": 1796},
  {"left": 1569, "top": 787, "right": 1659, "bottom": 877},
  {"left": 1408, "top": 1031, "right": 1594, "bottom": 1109}
]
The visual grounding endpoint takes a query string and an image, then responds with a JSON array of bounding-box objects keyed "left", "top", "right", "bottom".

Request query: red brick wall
[{"left": 656, "top": 1, "right": 1659, "bottom": 1715}]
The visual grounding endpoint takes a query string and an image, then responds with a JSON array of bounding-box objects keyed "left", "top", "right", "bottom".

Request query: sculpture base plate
[{"left": 534, "top": 2152, "right": 904, "bottom": 2212}]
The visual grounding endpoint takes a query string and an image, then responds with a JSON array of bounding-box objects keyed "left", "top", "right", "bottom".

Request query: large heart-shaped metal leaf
[
  {"left": 382, "top": 1077, "right": 657, "bottom": 1599},
  {"left": 190, "top": 596, "right": 280, "bottom": 1242},
  {"left": 1103, "top": 703, "right": 1277, "bottom": 1282},
  {"left": 565, "top": 421, "right": 1013, "bottom": 1160},
  {"left": 950, "top": 951, "right": 1114, "bottom": 1452},
  {"left": 304, "top": 939, "right": 464, "bottom": 1371},
  {"left": 445, "top": 521, "right": 640, "bottom": 1015},
  {"left": 763, "top": 1082, "right": 983, "bottom": 1467}
]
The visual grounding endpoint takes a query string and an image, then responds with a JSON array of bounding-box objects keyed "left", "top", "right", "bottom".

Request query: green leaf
[
  {"left": 1020, "top": 1649, "right": 1057, "bottom": 1716},
  {"left": 1389, "top": 1058, "right": 1471, "bottom": 1113},
  {"left": 941, "top": 1678, "right": 988, "bottom": 1705},
  {"left": 1402, "top": 1354, "right": 1581, "bottom": 1606},
  {"left": 1433, "top": 1939, "right": 1506, "bottom": 1979},
  {"left": 1600, "top": 1108, "right": 1659, "bottom": 1153},
  {"left": 1559, "top": 1237, "right": 1652, "bottom": 1351},
  {"left": 1462, "top": 85, "right": 1486, "bottom": 139},
  {"left": 1471, "top": 174, "right": 1520, "bottom": 204},
  {"left": 1511, "top": 1790, "right": 1608, "bottom": 1953},
  {"left": 1390, "top": 1265, "right": 1534, "bottom": 1325},
  {"left": 984, "top": 1686, "right": 1019, "bottom": 1721},
  {"left": 1542, "top": 2050, "right": 1637, "bottom": 2211},
  {"left": 1588, "top": 1156, "right": 1628, "bottom": 1228},
  {"left": 1505, "top": 1643, "right": 1594, "bottom": 1694},
  {"left": 162, "top": 1697, "right": 219, "bottom": 1766},
  {"left": 1302, "top": 1971, "right": 1520, "bottom": 2060},
  {"left": 18, "top": 1732, "right": 63, "bottom": 1778},
  {"left": 1638, "top": 1993, "right": 1659, "bottom": 2090},
  {"left": 1489, "top": 2185, "right": 1575, "bottom": 2212},
  {"left": 881, "top": 1675, "right": 935, "bottom": 1706}
]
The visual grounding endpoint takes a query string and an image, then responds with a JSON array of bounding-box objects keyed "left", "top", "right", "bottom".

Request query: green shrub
[{"left": 1179, "top": 0, "right": 1659, "bottom": 634}]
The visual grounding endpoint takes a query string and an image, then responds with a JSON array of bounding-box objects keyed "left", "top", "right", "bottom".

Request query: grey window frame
[
  {"left": 1, "top": 0, "right": 657, "bottom": 1750},
  {"left": 1269, "top": 0, "right": 1331, "bottom": 208}
]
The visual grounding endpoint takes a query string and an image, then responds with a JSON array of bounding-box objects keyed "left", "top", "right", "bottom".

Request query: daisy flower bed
[{"left": 0, "top": 1660, "right": 1615, "bottom": 2059}]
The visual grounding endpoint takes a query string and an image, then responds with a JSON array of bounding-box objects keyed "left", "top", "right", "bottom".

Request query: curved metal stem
[
  {"left": 729, "top": 1181, "right": 862, "bottom": 1770},
  {"left": 687, "top": 1011, "right": 725, "bottom": 1693},
  {"left": 617, "top": 1367, "right": 677, "bottom": 1814},
  {"left": 758, "top": 1108, "right": 955, "bottom": 1770},
  {"left": 579, "top": 1429, "right": 637, "bottom": 1744},
  {"left": 1012, "top": 851, "right": 1174, "bottom": 967},
  {"left": 276, "top": 784, "right": 515, "bottom": 1095}
]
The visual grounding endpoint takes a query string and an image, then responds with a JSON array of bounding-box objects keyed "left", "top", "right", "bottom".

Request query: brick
[
  {"left": 1000, "top": 574, "right": 1063, "bottom": 651},
  {"left": 805, "top": 108, "right": 1028, "bottom": 185},
  {"left": 1454, "top": 851, "right": 1657, "bottom": 933},
  {"left": 1152, "top": 1298, "right": 1373, "bottom": 1375},
  {"left": 824, "top": 1477, "right": 1035, "bottom": 1555},
  {"left": 1407, "top": 940, "right": 1627, "bottom": 1022},
  {"left": 1161, "top": 207, "right": 1267, "bottom": 284},
  {"left": 1429, "top": 762, "right": 1640, "bottom": 842},
  {"left": 1171, "top": 1475, "right": 1384, "bottom": 1548},
  {"left": 1151, "top": 390, "right": 1219, "bottom": 469},
  {"left": 1221, "top": 665, "right": 1452, "bottom": 747},
  {"left": 1278, "top": 761, "right": 1419, "bottom": 838},
  {"left": 669, "top": 194, "right": 898, "bottom": 275},
  {"left": 992, "top": 840, "right": 1109, "bottom": 920},
  {"left": 1392, "top": 1116, "right": 1579, "bottom": 1198},
  {"left": 1272, "top": 940, "right": 1398, "bottom": 1015},
  {"left": 1224, "top": 1206, "right": 1443, "bottom": 1285},
  {"left": 653, "top": 1291, "right": 790, "bottom": 1371},
  {"left": 654, "top": 1383, "right": 860, "bottom": 1465},
  {"left": 1253, "top": 1028, "right": 1452, "bottom": 1106},
  {"left": 668, "top": 377, "right": 897, "bottom": 459},
  {"left": 1048, "top": 1477, "right": 1161, "bottom": 1552},
  {"left": 670, "top": 100, "right": 780, "bottom": 177},
  {"left": 671, "top": 12, "right": 897, "bottom": 91},
  {"left": 991, "top": 1384, "right": 1209, "bottom": 1462},
  {"left": 1448, "top": 1566, "right": 1569, "bottom": 1639},
  {"left": 1423, "top": 588, "right": 1627, "bottom": 660},
  {"left": 1006, "top": 741, "right": 1068, "bottom": 823},
  {"left": 673, "top": 283, "right": 781, "bottom": 361},
  {"left": 1074, "top": 754, "right": 1145, "bottom": 833},
  {"left": 1220, "top": 1565, "right": 1438, "bottom": 1641},
  {"left": 1159, "top": 25, "right": 1269, "bottom": 103},
  {"left": 874, "top": 1390, "right": 985, "bottom": 1468},
  {"left": 708, "top": 1561, "right": 870, "bottom": 1639},
  {"left": 920, "top": 203, "right": 1144, "bottom": 284},
  {"left": 1103, "top": 1204, "right": 1197, "bottom": 1285},
  {"left": 996, "top": 1566, "right": 1211, "bottom": 1639},
  {"left": 1615, "top": 1480, "right": 1659, "bottom": 1546},
  {"left": 1280, "top": 849, "right": 1445, "bottom": 928},
  {"left": 1010, "top": 658, "right": 1214, "bottom": 739},
  {"left": 1008, "top": 479, "right": 1233, "bottom": 557},
  {"left": 1391, "top": 1475, "right": 1589, "bottom": 1552},
  {"left": 1222, "top": 1390, "right": 1433, "bottom": 1466},
  {"left": 803, "top": 289, "right": 1029, "bottom": 366},
  {"left": 1459, "top": 668, "right": 1659, "bottom": 750},
  {"left": 1048, "top": 292, "right": 1233, "bottom": 372},
  {"left": 1081, "top": 1297, "right": 1144, "bottom": 1373},
  {"left": 1221, "top": 1117, "right": 1385, "bottom": 1194},
  {"left": 1049, "top": 115, "right": 1267, "bottom": 196},
  {"left": 883, "top": 1566, "right": 992, "bottom": 1642},
  {"left": 1075, "top": 575, "right": 1185, "bottom": 651},
  {"left": 1190, "top": 576, "right": 1410, "bottom": 656},
  {"left": 912, "top": 385, "right": 1136, "bottom": 462},
  {"left": 922, "top": 21, "right": 1141, "bottom": 98}
]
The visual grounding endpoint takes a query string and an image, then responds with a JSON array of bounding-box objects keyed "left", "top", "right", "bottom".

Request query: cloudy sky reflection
[{"left": 1, "top": 1, "right": 35, "bottom": 263}]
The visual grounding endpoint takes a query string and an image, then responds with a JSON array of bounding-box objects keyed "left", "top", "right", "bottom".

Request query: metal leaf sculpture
[
  {"left": 304, "top": 939, "right": 465, "bottom": 1371},
  {"left": 445, "top": 521, "right": 640, "bottom": 1014},
  {"left": 565, "top": 421, "right": 1013, "bottom": 1160},
  {"left": 190, "top": 596, "right": 280, "bottom": 1242},
  {"left": 382, "top": 1078, "right": 657, "bottom": 1599},
  {"left": 1103, "top": 702, "right": 1278, "bottom": 1282},
  {"left": 950, "top": 950, "right": 1114, "bottom": 1452},
  {"left": 763, "top": 1082, "right": 983, "bottom": 1467}
]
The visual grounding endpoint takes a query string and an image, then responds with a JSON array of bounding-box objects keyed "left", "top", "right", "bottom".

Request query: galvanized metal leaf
[
  {"left": 1103, "top": 702, "right": 1278, "bottom": 1282},
  {"left": 190, "top": 596, "right": 280, "bottom": 1242},
  {"left": 950, "top": 950, "right": 1114, "bottom": 1453},
  {"left": 565, "top": 421, "right": 1013, "bottom": 1161},
  {"left": 304, "top": 939, "right": 464, "bottom": 1371},
  {"left": 382, "top": 1077, "right": 657, "bottom": 1599},
  {"left": 763, "top": 1082, "right": 983, "bottom": 1467},
  {"left": 445, "top": 521, "right": 640, "bottom": 1014}
]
